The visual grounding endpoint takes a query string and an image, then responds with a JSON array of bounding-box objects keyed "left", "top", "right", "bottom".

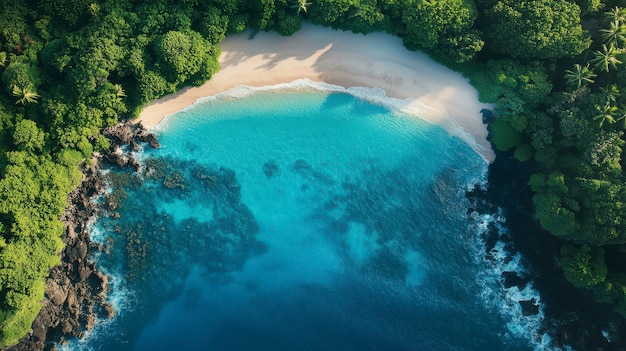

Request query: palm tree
[
  {"left": 593, "top": 102, "right": 618, "bottom": 127},
  {"left": 564, "top": 63, "right": 596, "bottom": 89},
  {"left": 605, "top": 6, "right": 626, "bottom": 26},
  {"left": 591, "top": 44, "right": 623, "bottom": 72},
  {"left": 615, "top": 110, "right": 626, "bottom": 129},
  {"left": 600, "top": 21, "right": 626, "bottom": 48},
  {"left": 562, "top": 90, "right": 579, "bottom": 103},
  {"left": 12, "top": 85, "right": 40, "bottom": 105},
  {"left": 291, "top": 0, "right": 312, "bottom": 15},
  {"left": 0, "top": 52, "right": 6, "bottom": 67},
  {"left": 599, "top": 85, "right": 620, "bottom": 104},
  {"left": 114, "top": 84, "right": 126, "bottom": 99}
]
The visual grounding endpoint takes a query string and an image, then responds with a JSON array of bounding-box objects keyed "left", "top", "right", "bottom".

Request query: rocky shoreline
[
  {"left": 2, "top": 121, "right": 159, "bottom": 351},
  {"left": 483, "top": 150, "right": 626, "bottom": 350},
  {"left": 5, "top": 117, "right": 626, "bottom": 351}
]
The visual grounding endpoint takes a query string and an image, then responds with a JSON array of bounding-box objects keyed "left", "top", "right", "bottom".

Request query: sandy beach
[{"left": 137, "top": 24, "right": 495, "bottom": 162}]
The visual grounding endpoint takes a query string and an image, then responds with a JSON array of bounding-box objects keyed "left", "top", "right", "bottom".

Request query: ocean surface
[{"left": 70, "top": 86, "right": 550, "bottom": 350}]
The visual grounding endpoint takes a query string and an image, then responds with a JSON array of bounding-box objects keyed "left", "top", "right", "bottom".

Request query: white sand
[{"left": 137, "top": 24, "right": 495, "bottom": 162}]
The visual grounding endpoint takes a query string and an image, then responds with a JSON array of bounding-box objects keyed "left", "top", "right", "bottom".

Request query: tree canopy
[
  {"left": 0, "top": 0, "right": 625, "bottom": 346},
  {"left": 484, "top": 0, "right": 591, "bottom": 59},
  {"left": 474, "top": 2, "right": 626, "bottom": 319}
]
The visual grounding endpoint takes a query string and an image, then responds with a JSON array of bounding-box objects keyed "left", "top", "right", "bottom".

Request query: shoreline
[
  {"left": 5, "top": 163, "right": 112, "bottom": 351},
  {"left": 4, "top": 122, "right": 159, "bottom": 351},
  {"left": 137, "top": 24, "right": 495, "bottom": 162},
  {"left": 483, "top": 151, "right": 626, "bottom": 350}
]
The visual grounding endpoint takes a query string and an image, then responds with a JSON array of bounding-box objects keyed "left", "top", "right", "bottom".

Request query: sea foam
[
  {"left": 78, "top": 87, "right": 538, "bottom": 350},
  {"left": 151, "top": 79, "right": 491, "bottom": 162},
  {"left": 470, "top": 210, "right": 560, "bottom": 351}
]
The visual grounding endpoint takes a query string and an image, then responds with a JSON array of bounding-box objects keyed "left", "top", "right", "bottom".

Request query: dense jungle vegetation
[{"left": 0, "top": 0, "right": 624, "bottom": 346}]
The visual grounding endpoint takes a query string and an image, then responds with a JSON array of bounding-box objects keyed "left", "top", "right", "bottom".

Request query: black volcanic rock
[
  {"left": 140, "top": 132, "right": 160, "bottom": 149},
  {"left": 519, "top": 299, "right": 539, "bottom": 316},
  {"left": 502, "top": 271, "right": 529, "bottom": 290},
  {"left": 484, "top": 149, "right": 626, "bottom": 350}
]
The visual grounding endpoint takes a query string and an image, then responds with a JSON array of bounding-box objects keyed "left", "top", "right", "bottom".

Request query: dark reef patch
[
  {"left": 88, "top": 153, "right": 262, "bottom": 347},
  {"left": 262, "top": 160, "right": 280, "bottom": 178}
]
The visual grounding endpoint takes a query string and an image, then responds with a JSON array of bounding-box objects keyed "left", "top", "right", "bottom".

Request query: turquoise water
[{"left": 77, "top": 89, "right": 541, "bottom": 350}]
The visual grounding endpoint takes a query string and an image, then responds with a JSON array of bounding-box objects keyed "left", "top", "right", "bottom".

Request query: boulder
[
  {"left": 519, "top": 299, "right": 540, "bottom": 316},
  {"left": 46, "top": 280, "right": 69, "bottom": 307}
]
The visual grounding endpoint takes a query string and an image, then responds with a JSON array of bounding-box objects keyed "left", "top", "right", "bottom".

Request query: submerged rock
[{"left": 262, "top": 160, "right": 279, "bottom": 178}]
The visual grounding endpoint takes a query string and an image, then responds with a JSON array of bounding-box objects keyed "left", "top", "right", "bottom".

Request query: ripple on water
[{"left": 77, "top": 88, "right": 548, "bottom": 351}]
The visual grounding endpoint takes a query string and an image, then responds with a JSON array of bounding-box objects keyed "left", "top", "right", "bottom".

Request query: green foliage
[
  {"left": 591, "top": 44, "right": 623, "bottom": 73},
  {"left": 2, "top": 62, "right": 41, "bottom": 95},
  {"left": 599, "top": 21, "right": 626, "bottom": 48},
  {"left": 604, "top": 6, "right": 626, "bottom": 29},
  {"left": 466, "top": 60, "right": 552, "bottom": 107},
  {"left": 0, "top": 0, "right": 623, "bottom": 344},
  {"left": 197, "top": 6, "right": 229, "bottom": 44},
  {"left": 561, "top": 244, "right": 608, "bottom": 288},
  {"left": 291, "top": 0, "right": 313, "bottom": 15},
  {"left": 276, "top": 15, "right": 302, "bottom": 36},
  {"left": 0, "top": 278, "right": 44, "bottom": 347},
  {"left": 614, "top": 278, "right": 626, "bottom": 317},
  {"left": 0, "top": 151, "right": 81, "bottom": 347},
  {"left": 39, "top": 38, "right": 71, "bottom": 74},
  {"left": 593, "top": 280, "right": 619, "bottom": 304},
  {"left": 525, "top": 112, "right": 554, "bottom": 151},
  {"left": 485, "top": 0, "right": 591, "bottom": 59},
  {"left": 581, "top": 130, "right": 623, "bottom": 177},
  {"left": 534, "top": 192, "right": 579, "bottom": 238},
  {"left": 513, "top": 144, "right": 532, "bottom": 161},
  {"left": 401, "top": 0, "right": 483, "bottom": 62},
  {"left": 253, "top": 0, "right": 276, "bottom": 30},
  {"left": 308, "top": 0, "right": 355, "bottom": 27},
  {"left": 576, "top": 0, "right": 604, "bottom": 15},
  {"left": 13, "top": 119, "right": 44, "bottom": 153},
  {"left": 38, "top": 0, "right": 93, "bottom": 28},
  {"left": 489, "top": 118, "right": 520, "bottom": 151},
  {"left": 530, "top": 172, "right": 581, "bottom": 239},
  {"left": 0, "top": 0, "right": 29, "bottom": 49},
  {"left": 570, "top": 177, "right": 624, "bottom": 244},
  {"left": 307, "top": 0, "right": 388, "bottom": 33},
  {"left": 152, "top": 30, "right": 217, "bottom": 85},
  {"left": 228, "top": 14, "right": 250, "bottom": 34},
  {"left": 11, "top": 85, "right": 40, "bottom": 106},
  {"left": 516, "top": 8, "right": 626, "bottom": 308},
  {"left": 0, "top": 0, "right": 241, "bottom": 346},
  {"left": 564, "top": 63, "right": 596, "bottom": 90},
  {"left": 34, "top": 17, "right": 53, "bottom": 42},
  {"left": 64, "top": 35, "right": 126, "bottom": 97},
  {"left": 137, "top": 70, "right": 174, "bottom": 104},
  {"left": 528, "top": 173, "right": 546, "bottom": 192}
]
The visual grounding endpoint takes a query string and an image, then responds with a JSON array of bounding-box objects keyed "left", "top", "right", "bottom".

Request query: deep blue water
[{"left": 73, "top": 88, "right": 544, "bottom": 350}]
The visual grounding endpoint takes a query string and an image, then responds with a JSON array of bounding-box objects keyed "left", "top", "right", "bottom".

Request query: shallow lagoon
[{"left": 75, "top": 89, "right": 542, "bottom": 350}]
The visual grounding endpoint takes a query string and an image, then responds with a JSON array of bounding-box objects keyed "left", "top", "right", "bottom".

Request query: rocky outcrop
[
  {"left": 4, "top": 165, "right": 111, "bottom": 351},
  {"left": 101, "top": 120, "right": 157, "bottom": 172},
  {"left": 4, "top": 121, "right": 159, "bottom": 351}
]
